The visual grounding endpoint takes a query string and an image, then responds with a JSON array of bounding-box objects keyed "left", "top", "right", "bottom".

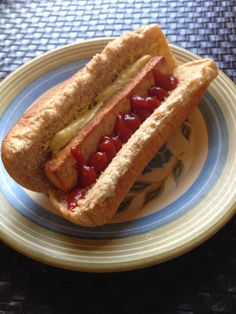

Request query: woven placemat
[
  {"left": 0, "top": 0, "right": 236, "bottom": 313},
  {"left": 0, "top": 218, "right": 236, "bottom": 313},
  {"left": 0, "top": 0, "right": 235, "bottom": 82}
]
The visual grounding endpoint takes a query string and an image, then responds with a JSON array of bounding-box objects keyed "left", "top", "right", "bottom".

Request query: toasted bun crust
[
  {"left": 1, "top": 25, "right": 177, "bottom": 193},
  {"left": 49, "top": 59, "right": 218, "bottom": 226}
]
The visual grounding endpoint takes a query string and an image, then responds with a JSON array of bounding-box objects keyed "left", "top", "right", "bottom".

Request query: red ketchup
[
  {"left": 67, "top": 70, "right": 178, "bottom": 210},
  {"left": 98, "top": 136, "right": 117, "bottom": 161},
  {"left": 115, "top": 114, "right": 134, "bottom": 142},
  {"left": 67, "top": 186, "right": 86, "bottom": 211},
  {"left": 152, "top": 69, "right": 178, "bottom": 91},
  {"left": 148, "top": 86, "right": 169, "bottom": 101},
  {"left": 88, "top": 151, "right": 108, "bottom": 173}
]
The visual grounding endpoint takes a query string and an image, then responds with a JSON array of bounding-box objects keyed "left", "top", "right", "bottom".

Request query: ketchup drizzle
[{"left": 67, "top": 70, "right": 178, "bottom": 210}]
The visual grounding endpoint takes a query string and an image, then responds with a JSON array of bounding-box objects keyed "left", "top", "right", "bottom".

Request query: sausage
[{"left": 44, "top": 56, "right": 167, "bottom": 191}]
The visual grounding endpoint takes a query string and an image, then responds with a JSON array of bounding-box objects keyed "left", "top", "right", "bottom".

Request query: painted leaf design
[
  {"left": 181, "top": 121, "right": 192, "bottom": 141},
  {"left": 142, "top": 165, "right": 152, "bottom": 175},
  {"left": 158, "top": 143, "right": 168, "bottom": 154},
  {"left": 142, "top": 144, "right": 173, "bottom": 174},
  {"left": 173, "top": 160, "right": 184, "bottom": 184},
  {"left": 143, "top": 184, "right": 163, "bottom": 207},
  {"left": 117, "top": 196, "right": 133, "bottom": 213},
  {"left": 160, "top": 144, "right": 173, "bottom": 163},
  {"left": 131, "top": 181, "right": 150, "bottom": 192},
  {"left": 146, "top": 154, "right": 164, "bottom": 169}
]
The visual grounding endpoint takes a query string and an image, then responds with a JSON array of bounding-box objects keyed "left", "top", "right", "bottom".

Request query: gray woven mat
[
  {"left": 0, "top": 218, "right": 236, "bottom": 313},
  {"left": 0, "top": 0, "right": 235, "bottom": 81},
  {"left": 0, "top": 0, "right": 236, "bottom": 313}
]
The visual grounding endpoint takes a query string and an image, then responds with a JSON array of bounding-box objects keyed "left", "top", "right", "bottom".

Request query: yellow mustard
[{"left": 49, "top": 54, "right": 151, "bottom": 152}]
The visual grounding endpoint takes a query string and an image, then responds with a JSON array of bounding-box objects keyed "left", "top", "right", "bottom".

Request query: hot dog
[
  {"left": 1, "top": 25, "right": 218, "bottom": 226},
  {"left": 44, "top": 56, "right": 168, "bottom": 192}
]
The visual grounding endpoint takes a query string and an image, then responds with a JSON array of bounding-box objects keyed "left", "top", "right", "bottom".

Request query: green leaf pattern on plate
[
  {"left": 181, "top": 120, "right": 192, "bottom": 141},
  {"left": 117, "top": 121, "right": 192, "bottom": 214},
  {"left": 117, "top": 181, "right": 165, "bottom": 213},
  {"left": 142, "top": 144, "right": 173, "bottom": 174},
  {"left": 130, "top": 181, "right": 151, "bottom": 192},
  {"left": 144, "top": 184, "right": 163, "bottom": 206},
  {"left": 173, "top": 159, "right": 184, "bottom": 184},
  {"left": 117, "top": 197, "right": 133, "bottom": 213}
]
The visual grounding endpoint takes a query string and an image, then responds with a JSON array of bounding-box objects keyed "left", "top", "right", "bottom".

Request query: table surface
[{"left": 0, "top": 0, "right": 236, "bottom": 313}]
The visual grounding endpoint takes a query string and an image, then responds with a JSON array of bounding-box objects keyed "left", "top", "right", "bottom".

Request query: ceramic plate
[{"left": 0, "top": 39, "right": 236, "bottom": 272}]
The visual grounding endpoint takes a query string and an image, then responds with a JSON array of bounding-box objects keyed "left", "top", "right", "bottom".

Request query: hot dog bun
[
  {"left": 1, "top": 25, "right": 218, "bottom": 227},
  {"left": 1, "top": 24, "right": 177, "bottom": 193}
]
